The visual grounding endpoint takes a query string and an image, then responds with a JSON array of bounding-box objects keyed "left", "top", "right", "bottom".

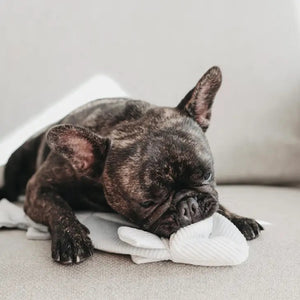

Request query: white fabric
[
  {"left": 0, "top": 199, "right": 250, "bottom": 266},
  {"left": 0, "top": 75, "right": 127, "bottom": 166}
]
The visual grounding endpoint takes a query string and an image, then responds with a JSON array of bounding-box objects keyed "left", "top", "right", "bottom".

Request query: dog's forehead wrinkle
[
  {"left": 142, "top": 131, "right": 209, "bottom": 162},
  {"left": 109, "top": 107, "right": 204, "bottom": 147}
]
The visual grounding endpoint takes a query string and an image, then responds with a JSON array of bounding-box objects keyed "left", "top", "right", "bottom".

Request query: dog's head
[{"left": 47, "top": 66, "right": 222, "bottom": 237}]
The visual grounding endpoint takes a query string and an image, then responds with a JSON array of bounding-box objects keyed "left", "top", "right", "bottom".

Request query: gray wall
[{"left": 0, "top": 0, "right": 300, "bottom": 139}]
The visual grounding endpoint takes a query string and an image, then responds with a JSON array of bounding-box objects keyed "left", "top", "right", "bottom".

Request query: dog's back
[{"left": 0, "top": 97, "right": 152, "bottom": 202}]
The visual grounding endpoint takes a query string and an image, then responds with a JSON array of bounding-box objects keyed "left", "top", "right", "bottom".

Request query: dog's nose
[{"left": 177, "top": 197, "right": 199, "bottom": 226}]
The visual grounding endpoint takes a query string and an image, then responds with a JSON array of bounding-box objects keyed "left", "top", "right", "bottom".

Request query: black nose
[{"left": 177, "top": 197, "right": 200, "bottom": 226}]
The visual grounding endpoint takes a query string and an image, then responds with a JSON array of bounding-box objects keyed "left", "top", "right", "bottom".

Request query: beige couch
[
  {"left": 1, "top": 1, "right": 300, "bottom": 296},
  {"left": 1, "top": 67, "right": 299, "bottom": 298},
  {"left": 1, "top": 185, "right": 299, "bottom": 299},
  {"left": 0, "top": 67, "right": 299, "bottom": 299}
]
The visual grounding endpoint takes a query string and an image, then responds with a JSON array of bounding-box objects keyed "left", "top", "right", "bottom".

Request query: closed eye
[
  {"left": 140, "top": 201, "right": 155, "bottom": 208},
  {"left": 203, "top": 171, "right": 212, "bottom": 182},
  {"left": 149, "top": 184, "right": 170, "bottom": 200},
  {"left": 189, "top": 170, "right": 213, "bottom": 186}
]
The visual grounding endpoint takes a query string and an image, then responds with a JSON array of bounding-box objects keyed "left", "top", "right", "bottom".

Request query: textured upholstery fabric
[
  {"left": 206, "top": 89, "right": 300, "bottom": 185},
  {"left": 1, "top": 185, "right": 299, "bottom": 300}
]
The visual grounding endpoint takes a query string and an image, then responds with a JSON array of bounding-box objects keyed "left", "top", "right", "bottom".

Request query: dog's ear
[
  {"left": 47, "top": 124, "right": 111, "bottom": 177},
  {"left": 177, "top": 66, "right": 222, "bottom": 132}
]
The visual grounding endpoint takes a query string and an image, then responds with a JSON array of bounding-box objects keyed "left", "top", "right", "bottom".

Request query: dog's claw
[
  {"left": 231, "top": 217, "right": 263, "bottom": 240},
  {"left": 51, "top": 220, "right": 94, "bottom": 265}
]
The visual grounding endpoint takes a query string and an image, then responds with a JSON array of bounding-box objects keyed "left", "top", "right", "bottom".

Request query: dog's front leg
[
  {"left": 218, "top": 204, "right": 264, "bottom": 240},
  {"left": 24, "top": 159, "right": 93, "bottom": 264}
]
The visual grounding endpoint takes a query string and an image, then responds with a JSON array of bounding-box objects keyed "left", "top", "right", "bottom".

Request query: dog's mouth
[
  {"left": 152, "top": 213, "right": 180, "bottom": 238},
  {"left": 149, "top": 194, "right": 219, "bottom": 238}
]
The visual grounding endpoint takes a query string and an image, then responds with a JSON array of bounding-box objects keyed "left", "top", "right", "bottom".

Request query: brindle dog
[{"left": 0, "top": 67, "right": 263, "bottom": 264}]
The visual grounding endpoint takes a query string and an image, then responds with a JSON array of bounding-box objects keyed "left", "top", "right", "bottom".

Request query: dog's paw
[
  {"left": 51, "top": 219, "right": 93, "bottom": 265},
  {"left": 231, "top": 217, "right": 264, "bottom": 240}
]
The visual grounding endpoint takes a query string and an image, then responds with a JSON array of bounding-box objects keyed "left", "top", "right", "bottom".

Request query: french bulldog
[{"left": 0, "top": 66, "right": 263, "bottom": 264}]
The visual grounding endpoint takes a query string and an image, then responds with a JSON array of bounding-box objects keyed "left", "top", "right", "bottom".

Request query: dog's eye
[
  {"left": 149, "top": 184, "right": 169, "bottom": 200},
  {"left": 140, "top": 201, "right": 155, "bottom": 208},
  {"left": 203, "top": 172, "right": 212, "bottom": 182}
]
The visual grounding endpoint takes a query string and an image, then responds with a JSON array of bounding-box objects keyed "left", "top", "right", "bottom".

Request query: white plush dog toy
[{"left": 0, "top": 199, "right": 249, "bottom": 266}]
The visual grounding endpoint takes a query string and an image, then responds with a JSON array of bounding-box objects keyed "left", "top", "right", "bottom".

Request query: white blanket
[{"left": 0, "top": 199, "right": 250, "bottom": 266}]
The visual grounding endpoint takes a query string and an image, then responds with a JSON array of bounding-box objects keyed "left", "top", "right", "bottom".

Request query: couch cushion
[
  {"left": 205, "top": 67, "right": 300, "bottom": 185},
  {"left": 0, "top": 185, "right": 299, "bottom": 299}
]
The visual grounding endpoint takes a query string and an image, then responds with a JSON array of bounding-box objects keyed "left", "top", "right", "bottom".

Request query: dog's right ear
[
  {"left": 46, "top": 124, "right": 111, "bottom": 177},
  {"left": 177, "top": 66, "right": 222, "bottom": 132}
]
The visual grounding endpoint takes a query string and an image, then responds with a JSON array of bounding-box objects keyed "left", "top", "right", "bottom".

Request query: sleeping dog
[{"left": 0, "top": 66, "right": 263, "bottom": 264}]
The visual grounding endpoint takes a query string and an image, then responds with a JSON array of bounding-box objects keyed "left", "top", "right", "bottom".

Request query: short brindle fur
[{"left": 0, "top": 67, "right": 263, "bottom": 264}]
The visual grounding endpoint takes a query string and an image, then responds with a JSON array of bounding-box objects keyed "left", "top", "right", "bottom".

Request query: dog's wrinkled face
[
  {"left": 103, "top": 111, "right": 219, "bottom": 237},
  {"left": 47, "top": 66, "right": 222, "bottom": 238},
  {"left": 102, "top": 66, "right": 222, "bottom": 237}
]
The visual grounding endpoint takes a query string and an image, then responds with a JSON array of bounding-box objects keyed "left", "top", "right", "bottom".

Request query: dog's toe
[
  {"left": 231, "top": 217, "right": 264, "bottom": 240},
  {"left": 51, "top": 221, "right": 94, "bottom": 264}
]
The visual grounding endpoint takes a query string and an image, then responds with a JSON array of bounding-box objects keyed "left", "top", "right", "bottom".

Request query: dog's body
[{"left": 0, "top": 67, "right": 263, "bottom": 264}]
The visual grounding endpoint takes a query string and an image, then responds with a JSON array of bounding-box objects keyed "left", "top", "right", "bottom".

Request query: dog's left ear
[
  {"left": 46, "top": 124, "right": 111, "bottom": 178},
  {"left": 177, "top": 66, "right": 222, "bottom": 132}
]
